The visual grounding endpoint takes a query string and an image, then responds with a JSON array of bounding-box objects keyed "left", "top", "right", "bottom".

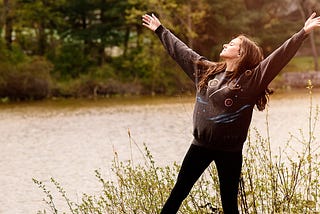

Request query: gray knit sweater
[{"left": 155, "top": 25, "right": 307, "bottom": 152}]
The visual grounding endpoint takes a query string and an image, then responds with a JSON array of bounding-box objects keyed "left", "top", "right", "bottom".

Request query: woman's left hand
[
  {"left": 303, "top": 12, "right": 320, "bottom": 34},
  {"left": 142, "top": 13, "right": 161, "bottom": 31}
]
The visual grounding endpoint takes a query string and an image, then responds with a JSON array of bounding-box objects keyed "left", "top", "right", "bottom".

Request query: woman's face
[{"left": 220, "top": 37, "right": 242, "bottom": 60}]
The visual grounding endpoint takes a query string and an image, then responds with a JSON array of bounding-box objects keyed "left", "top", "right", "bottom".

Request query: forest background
[{"left": 0, "top": 0, "right": 319, "bottom": 101}]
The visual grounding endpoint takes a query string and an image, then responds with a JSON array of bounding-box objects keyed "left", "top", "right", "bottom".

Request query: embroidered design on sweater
[
  {"left": 196, "top": 96, "right": 208, "bottom": 105},
  {"left": 208, "top": 78, "right": 219, "bottom": 87},
  {"left": 208, "top": 85, "right": 227, "bottom": 98},
  {"left": 224, "top": 98, "right": 233, "bottom": 107},
  {"left": 207, "top": 105, "right": 251, "bottom": 124}
]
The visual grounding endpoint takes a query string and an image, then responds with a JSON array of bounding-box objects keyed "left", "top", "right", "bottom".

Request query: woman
[{"left": 142, "top": 12, "right": 320, "bottom": 213}]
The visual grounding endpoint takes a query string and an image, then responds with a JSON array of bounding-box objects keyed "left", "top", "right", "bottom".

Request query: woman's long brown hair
[{"left": 197, "top": 35, "right": 273, "bottom": 111}]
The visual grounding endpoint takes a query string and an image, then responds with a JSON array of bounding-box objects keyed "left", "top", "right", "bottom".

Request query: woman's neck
[{"left": 225, "top": 60, "right": 238, "bottom": 72}]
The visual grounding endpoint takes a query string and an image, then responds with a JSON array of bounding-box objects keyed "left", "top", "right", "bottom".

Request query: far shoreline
[{"left": 0, "top": 87, "right": 319, "bottom": 109}]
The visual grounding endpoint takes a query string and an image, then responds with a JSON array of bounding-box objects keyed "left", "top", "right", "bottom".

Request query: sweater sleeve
[
  {"left": 155, "top": 25, "right": 203, "bottom": 83},
  {"left": 252, "top": 29, "right": 308, "bottom": 93}
]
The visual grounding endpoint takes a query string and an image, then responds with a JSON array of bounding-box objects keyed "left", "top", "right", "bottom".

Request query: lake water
[{"left": 0, "top": 90, "right": 319, "bottom": 213}]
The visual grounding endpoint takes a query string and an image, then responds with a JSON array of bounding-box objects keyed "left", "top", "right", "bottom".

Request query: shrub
[
  {"left": 239, "top": 81, "right": 320, "bottom": 213},
  {"left": 0, "top": 57, "right": 53, "bottom": 100},
  {"left": 51, "top": 76, "right": 143, "bottom": 98}
]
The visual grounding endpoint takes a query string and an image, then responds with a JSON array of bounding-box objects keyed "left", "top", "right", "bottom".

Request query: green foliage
[
  {"left": 51, "top": 42, "right": 92, "bottom": 80},
  {"left": 0, "top": 0, "right": 318, "bottom": 99},
  {"left": 0, "top": 44, "right": 26, "bottom": 64},
  {"left": 16, "top": 0, "right": 67, "bottom": 55}
]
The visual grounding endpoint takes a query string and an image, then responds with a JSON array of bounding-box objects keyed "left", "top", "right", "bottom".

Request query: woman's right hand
[
  {"left": 303, "top": 12, "right": 320, "bottom": 34},
  {"left": 142, "top": 13, "right": 161, "bottom": 31}
]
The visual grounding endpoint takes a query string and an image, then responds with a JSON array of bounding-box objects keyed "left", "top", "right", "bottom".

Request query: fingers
[
  {"left": 309, "top": 12, "right": 317, "bottom": 20},
  {"left": 142, "top": 13, "right": 155, "bottom": 21},
  {"left": 142, "top": 14, "right": 150, "bottom": 24},
  {"left": 310, "top": 13, "right": 320, "bottom": 26},
  {"left": 307, "top": 12, "right": 320, "bottom": 23},
  {"left": 142, "top": 13, "right": 161, "bottom": 31},
  {"left": 142, "top": 13, "right": 157, "bottom": 24},
  {"left": 142, "top": 14, "right": 153, "bottom": 27},
  {"left": 152, "top": 13, "right": 158, "bottom": 21},
  {"left": 304, "top": 12, "right": 320, "bottom": 33},
  {"left": 142, "top": 14, "right": 152, "bottom": 29},
  {"left": 142, "top": 14, "right": 152, "bottom": 22}
]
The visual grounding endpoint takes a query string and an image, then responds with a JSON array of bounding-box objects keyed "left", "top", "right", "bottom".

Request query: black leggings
[{"left": 161, "top": 143, "right": 242, "bottom": 214}]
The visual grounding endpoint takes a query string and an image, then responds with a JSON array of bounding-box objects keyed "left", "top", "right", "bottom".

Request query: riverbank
[{"left": 1, "top": 87, "right": 319, "bottom": 108}]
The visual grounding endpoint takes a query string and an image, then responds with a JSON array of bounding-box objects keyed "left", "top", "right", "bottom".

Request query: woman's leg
[
  {"left": 214, "top": 151, "right": 242, "bottom": 214},
  {"left": 161, "top": 144, "right": 214, "bottom": 214}
]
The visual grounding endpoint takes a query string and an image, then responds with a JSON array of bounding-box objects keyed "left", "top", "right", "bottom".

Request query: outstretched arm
[
  {"left": 141, "top": 13, "right": 204, "bottom": 83},
  {"left": 252, "top": 12, "right": 320, "bottom": 93}
]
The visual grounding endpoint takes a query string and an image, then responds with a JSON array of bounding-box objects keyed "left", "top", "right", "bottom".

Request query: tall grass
[
  {"left": 239, "top": 80, "right": 320, "bottom": 213},
  {"left": 33, "top": 82, "right": 319, "bottom": 213}
]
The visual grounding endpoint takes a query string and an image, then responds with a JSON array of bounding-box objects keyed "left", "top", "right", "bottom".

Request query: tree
[
  {"left": 95, "top": 0, "right": 129, "bottom": 64},
  {"left": 243, "top": 0, "right": 320, "bottom": 71},
  {"left": 3, "top": 0, "right": 14, "bottom": 50},
  {"left": 192, "top": 0, "right": 249, "bottom": 59},
  {"left": 295, "top": 0, "right": 320, "bottom": 71},
  {"left": 15, "top": 0, "right": 66, "bottom": 56}
]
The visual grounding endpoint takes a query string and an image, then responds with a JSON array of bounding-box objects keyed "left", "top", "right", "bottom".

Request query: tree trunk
[
  {"left": 123, "top": 27, "right": 130, "bottom": 57},
  {"left": 187, "top": 3, "right": 193, "bottom": 49},
  {"left": 98, "top": 6, "right": 105, "bottom": 66},
  {"left": 38, "top": 22, "right": 46, "bottom": 55},
  {"left": 4, "top": 0, "right": 13, "bottom": 50},
  {"left": 136, "top": 25, "right": 142, "bottom": 49},
  {"left": 309, "top": 32, "right": 319, "bottom": 71},
  {"left": 82, "top": 13, "right": 90, "bottom": 56}
]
